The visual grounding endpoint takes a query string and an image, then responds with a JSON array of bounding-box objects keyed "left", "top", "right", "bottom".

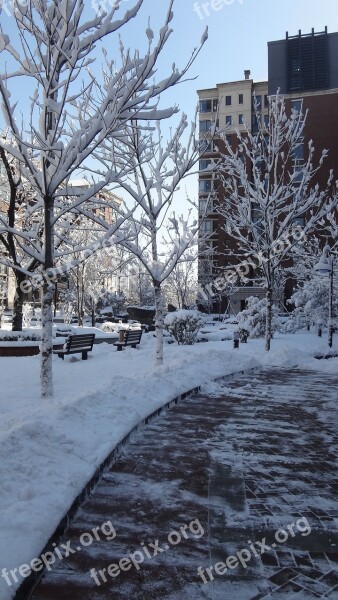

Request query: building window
[
  {"left": 238, "top": 114, "right": 244, "bottom": 125},
  {"left": 264, "top": 114, "right": 269, "bottom": 128},
  {"left": 200, "top": 99, "right": 212, "bottom": 112},
  {"left": 252, "top": 95, "right": 262, "bottom": 110},
  {"left": 199, "top": 197, "right": 213, "bottom": 213},
  {"left": 199, "top": 179, "right": 212, "bottom": 193},
  {"left": 226, "top": 115, "right": 232, "bottom": 125},
  {"left": 199, "top": 159, "right": 212, "bottom": 171},
  {"left": 293, "top": 164, "right": 303, "bottom": 182},
  {"left": 200, "top": 120, "right": 212, "bottom": 133},
  {"left": 201, "top": 219, "right": 214, "bottom": 235},
  {"left": 291, "top": 99, "right": 303, "bottom": 116},
  {"left": 252, "top": 114, "right": 259, "bottom": 132},
  {"left": 225, "top": 95, "right": 232, "bottom": 106},
  {"left": 239, "top": 93, "right": 243, "bottom": 104},
  {"left": 264, "top": 94, "right": 269, "bottom": 108},
  {"left": 293, "top": 215, "right": 305, "bottom": 227},
  {"left": 199, "top": 99, "right": 218, "bottom": 113},
  {"left": 292, "top": 142, "right": 304, "bottom": 161}
]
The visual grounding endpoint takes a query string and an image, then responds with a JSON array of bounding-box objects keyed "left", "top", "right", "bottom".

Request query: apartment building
[{"left": 197, "top": 27, "right": 338, "bottom": 314}]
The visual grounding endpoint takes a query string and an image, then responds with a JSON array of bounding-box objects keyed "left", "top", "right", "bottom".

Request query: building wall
[{"left": 268, "top": 29, "right": 338, "bottom": 95}]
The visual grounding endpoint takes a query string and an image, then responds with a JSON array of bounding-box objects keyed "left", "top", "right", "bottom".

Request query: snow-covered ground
[{"left": 0, "top": 330, "right": 337, "bottom": 600}]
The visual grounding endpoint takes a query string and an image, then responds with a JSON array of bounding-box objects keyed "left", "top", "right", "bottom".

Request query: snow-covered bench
[
  {"left": 54, "top": 333, "right": 95, "bottom": 360},
  {"left": 114, "top": 329, "right": 142, "bottom": 351}
]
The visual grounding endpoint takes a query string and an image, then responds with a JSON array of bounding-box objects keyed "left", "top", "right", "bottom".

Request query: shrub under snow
[
  {"left": 164, "top": 310, "right": 202, "bottom": 345},
  {"left": 237, "top": 296, "right": 279, "bottom": 339}
]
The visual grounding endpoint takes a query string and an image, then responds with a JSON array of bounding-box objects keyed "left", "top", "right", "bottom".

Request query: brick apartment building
[{"left": 198, "top": 27, "right": 338, "bottom": 314}]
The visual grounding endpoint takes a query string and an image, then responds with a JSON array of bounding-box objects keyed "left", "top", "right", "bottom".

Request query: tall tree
[
  {"left": 216, "top": 93, "right": 337, "bottom": 350},
  {"left": 107, "top": 115, "right": 201, "bottom": 365}
]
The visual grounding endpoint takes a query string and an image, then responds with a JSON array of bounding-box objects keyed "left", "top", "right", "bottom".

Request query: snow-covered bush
[
  {"left": 0, "top": 331, "right": 42, "bottom": 341},
  {"left": 164, "top": 310, "right": 202, "bottom": 345},
  {"left": 100, "top": 321, "right": 117, "bottom": 333},
  {"left": 282, "top": 312, "right": 309, "bottom": 334},
  {"left": 237, "top": 296, "right": 279, "bottom": 339}
]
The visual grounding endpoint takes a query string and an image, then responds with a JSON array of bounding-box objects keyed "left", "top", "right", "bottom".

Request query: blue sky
[{"left": 114, "top": 0, "right": 338, "bottom": 120}]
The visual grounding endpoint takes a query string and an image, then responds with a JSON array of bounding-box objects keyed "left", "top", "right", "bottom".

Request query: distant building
[{"left": 197, "top": 27, "right": 338, "bottom": 314}]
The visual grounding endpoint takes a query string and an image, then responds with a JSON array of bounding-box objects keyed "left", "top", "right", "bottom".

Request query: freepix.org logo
[{"left": 193, "top": 0, "right": 244, "bottom": 20}]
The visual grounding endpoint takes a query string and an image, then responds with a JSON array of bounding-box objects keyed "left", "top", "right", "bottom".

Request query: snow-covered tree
[
  {"left": 216, "top": 92, "right": 337, "bottom": 350},
  {"left": 286, "top": 238, "right": 338, "bottom": 332},
  {"left": 163, "top": 259, "right": 197, "bottom": 309},
  {"left": 127, "top": 263, "right": 154, "bottom": 306},
  {"left": 97, "top": 290, "right": 126, "bottom": 318},
  {"left": 0, "top": 0, "right": 207, "bottom": 395},
  {"left": 0, "top": 141, "right": 42, "bottom": 331},
  {"left": 109, "top": 116, "right": 202, "bottom": 366},
  {"left": 288, "top": 277, "right": 338, "bottom": 331}
]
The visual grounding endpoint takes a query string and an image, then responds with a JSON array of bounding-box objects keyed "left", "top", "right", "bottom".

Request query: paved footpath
[{"left": 30, "top": 368, "right": 338, "bottom": 600}]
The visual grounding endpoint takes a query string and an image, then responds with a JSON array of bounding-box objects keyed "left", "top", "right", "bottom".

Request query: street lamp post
[{"left": 314, "top": 244, "right": 335, "bottom": 348}]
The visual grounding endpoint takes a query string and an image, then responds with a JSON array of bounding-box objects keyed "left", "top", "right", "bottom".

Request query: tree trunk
[
  {"left": 41, "top": 284, "right": 54, "bottom": 398},
  {"left": 40, "top": 198, "right": 54, "bottom": 398},
  {"left": 265, "top": 287, "right": 272, "bottom": 351},
  {"left": 154, "top": 282, "right": 164, "bottom": 367},
  {"left": 12, "top": 272, "right": 26, "bottom": 331},
  {"left": 91, "top": 306, "right": 96, "bottom": 328}
]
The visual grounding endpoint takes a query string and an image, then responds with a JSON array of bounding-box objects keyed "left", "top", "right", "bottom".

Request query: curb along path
[{"left": 29, "top": 367, "right": 338, "bottom": 600}]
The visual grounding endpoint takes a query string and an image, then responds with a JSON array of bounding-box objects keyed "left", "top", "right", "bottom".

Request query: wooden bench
[
  {"left": 114, "top": 329, "right": 142, "bottom": 351},
  {"left": 54, "top": 333, "right": 95, "bottom": 360}
]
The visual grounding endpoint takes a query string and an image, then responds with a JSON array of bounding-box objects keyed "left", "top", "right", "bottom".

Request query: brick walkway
[{"left": 29, "top": 368, "right": 338, "bottom": 600}]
